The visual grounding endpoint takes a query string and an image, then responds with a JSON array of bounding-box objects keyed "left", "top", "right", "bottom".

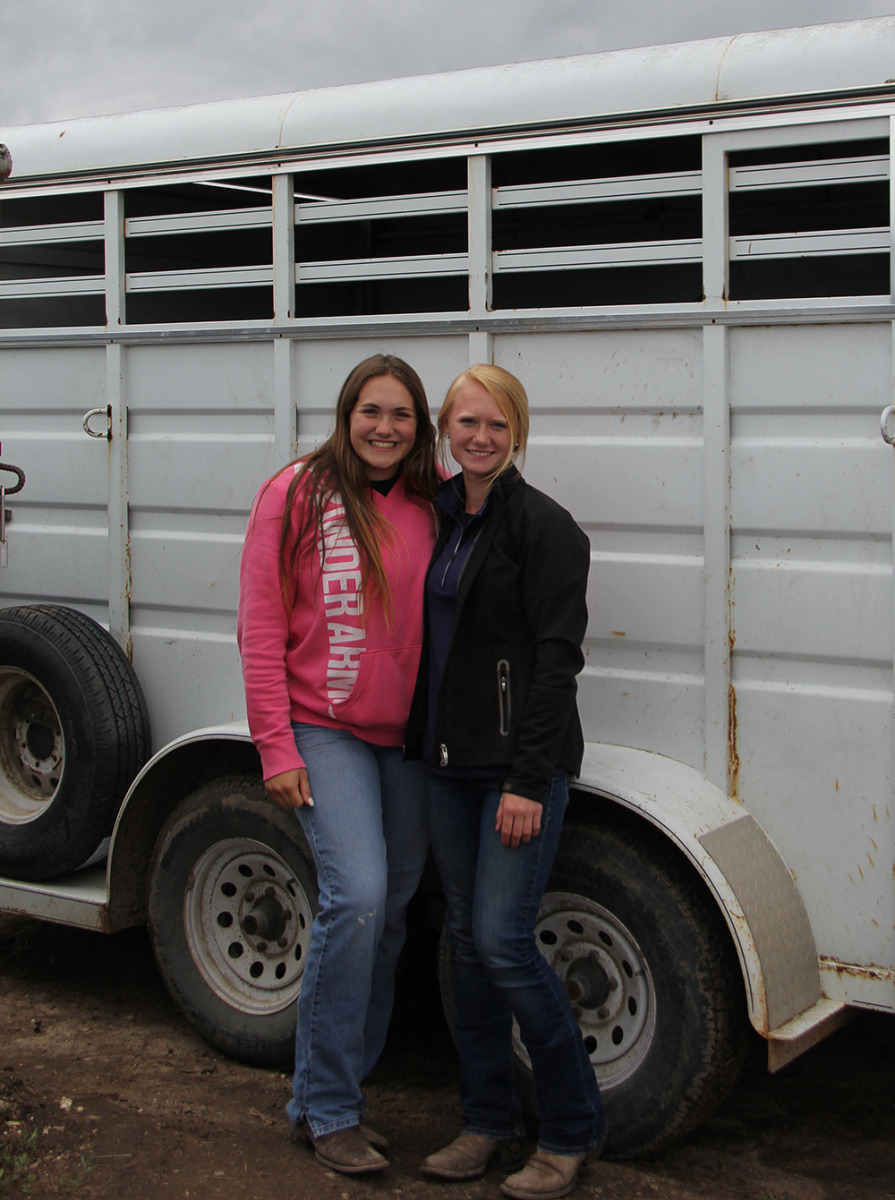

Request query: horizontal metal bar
[
  {"left": 126, "top": 264, "right": 274, "bottom": 292},
  {"left": 4, "top": 296, "right": 895, "bottom": 349},
  {"left": 0, "top": 867, "right": 108, "bottom": 931},
  {"left": 296, "top": 252, "right": 468, "bottom": 282},
  {"left": 296, "top": 189, "right": 467, "bottom": 224},
  {"left": 0, "top": 274, "right": 105, "bottom": 298},
  {"left": 494, "top": 170, "right": 701, "bottom": 209},
  {"left": 729, "top": 154, "right": 889, "bottom": 192},
  {"left": 494, "top": 238, "right": 701, "bottom": 272},
  {"left": 125, "top": 207, "right": 272, "bottom": 238},
  {"left": 0, "top": 220, "right": 104, "bottom": 246},
  {"left": 730, "top": 226, "right": 889, "bottom": 259}
]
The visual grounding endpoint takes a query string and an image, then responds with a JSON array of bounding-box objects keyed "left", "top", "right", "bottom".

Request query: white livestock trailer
[{"left": 1, "top": 15, "right": 893, "bottom": 1158}]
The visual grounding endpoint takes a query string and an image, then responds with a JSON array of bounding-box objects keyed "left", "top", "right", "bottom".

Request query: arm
[
  {"left": 236, "top": 473, "right": 310, "bottom": 789},
  {"left": 500, "top": 493, "right": 591, "bottom": 808}
]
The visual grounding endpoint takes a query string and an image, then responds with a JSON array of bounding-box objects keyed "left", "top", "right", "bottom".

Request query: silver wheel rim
[
  {"left": 0, "top": 668, "right": 65, "bottom": 823},
  {"left": 513, "top": 890, "right": 656, "bottom": 1089},
  {"left": 184, "top": 837, "right": 314, "bottom": 1015}
]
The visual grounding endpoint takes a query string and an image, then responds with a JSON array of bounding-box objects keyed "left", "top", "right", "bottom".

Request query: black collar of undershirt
[{"left": 369, "top": 467, "right": 402, "bottom": 496}]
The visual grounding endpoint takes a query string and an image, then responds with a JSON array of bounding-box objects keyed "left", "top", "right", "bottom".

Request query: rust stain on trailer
[
  {"left": 820, "top": 957, "right": 894, "bottom": 983},
  {"left": 727, "top": 598, "right": 739, "bottom": 799},
  {"left": 610, "top": 630, "right": 626, "bottom": 637},
  {"left": 728, "top": 683, "right": 740, "bottom": 800}
]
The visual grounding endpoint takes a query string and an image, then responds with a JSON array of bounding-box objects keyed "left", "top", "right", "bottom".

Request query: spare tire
[{"left": 0, "top": 605, "right": 151, "bottom": 880}]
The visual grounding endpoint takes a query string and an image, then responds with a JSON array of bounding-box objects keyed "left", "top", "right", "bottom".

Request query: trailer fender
[
  {"left": 104, "top": 724, "right": 260, "bottom": 931},
  {"left": 574, "top": 743, "right": 822, "bottom": 1039}
]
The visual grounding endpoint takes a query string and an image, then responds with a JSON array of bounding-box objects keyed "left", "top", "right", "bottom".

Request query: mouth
[{"left": 369, "top": 440, "right": 399, "bottom": 450}]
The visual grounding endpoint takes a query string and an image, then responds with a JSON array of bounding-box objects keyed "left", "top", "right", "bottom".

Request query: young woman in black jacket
[{"left": 407, "top": 365, "right": 607, "bottom": 1200}]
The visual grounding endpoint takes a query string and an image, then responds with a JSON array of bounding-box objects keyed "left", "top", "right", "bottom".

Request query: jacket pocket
[{"left": 497, "top": 658, "right": 511, "bottom": 736}]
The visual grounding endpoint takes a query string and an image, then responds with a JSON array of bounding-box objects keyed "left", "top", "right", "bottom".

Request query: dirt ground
[{"left": 0, "top": 911, "right": 893, "bottom": 1200}]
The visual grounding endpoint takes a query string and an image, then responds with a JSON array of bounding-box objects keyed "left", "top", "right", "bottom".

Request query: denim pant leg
[
  {"left": 284, "top": 724, "right": 426, "bottom": 1137},
  {"left": 362, "top": 748, "right": 428, "bottom": 1079},
  {"left": 427, "top": 771, "right": 525, "bottom": 1142},
  {"left": 427, "top": 770, "right": 607, "bottom": 1156}
]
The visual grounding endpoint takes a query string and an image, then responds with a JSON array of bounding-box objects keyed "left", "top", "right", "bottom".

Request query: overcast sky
[{"left": 4, "top": 0, "right": 895, "bottom": 128}]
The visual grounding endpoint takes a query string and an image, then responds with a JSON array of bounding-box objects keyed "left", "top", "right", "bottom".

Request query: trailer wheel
[
  {"left": 532, "top": 823, "right": 746, "bottom": 1157},
  {"left": 0, "top": 605, "right": 151, "bottom": 879},
  {"left": 147, "top": 776, "right": 317, "bottom": 1067},
  {"left": 438, "top": 820, "right": 746, "bottom": 1159}
]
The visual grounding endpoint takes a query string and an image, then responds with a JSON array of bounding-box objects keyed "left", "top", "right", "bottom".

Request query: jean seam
[
  {"left": 310, "top": 1115, "right": 364, "bottom": 1139},
  {"left": 463, "top": 1125, "right": 527, "bottom": 1140},
  {"left": 428, "top": 768, "right": 605, "bottom": 1148},
  {"left": 295, "top": 811, "right": 330, "bottom": 1120},
  {"left": 288, "top": 721, "right": 427, "bottom": 1132}
]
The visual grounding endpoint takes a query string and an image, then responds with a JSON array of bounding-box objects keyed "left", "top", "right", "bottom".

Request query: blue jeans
[
  {"left": 285, "top": 723, "right": 428, "bottom": 1137},
  {"left": 427, "top": 770, "right": 607, "bottom": 1156}
]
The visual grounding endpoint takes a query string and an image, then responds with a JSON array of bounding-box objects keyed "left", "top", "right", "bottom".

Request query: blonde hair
[{"left": 438, "top": 364, "right": 530, "bottom": 486}]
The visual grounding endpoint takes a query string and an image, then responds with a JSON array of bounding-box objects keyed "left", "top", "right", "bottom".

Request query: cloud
[{"left": 4, "top": 0, "right": 895, "bottom": 127}]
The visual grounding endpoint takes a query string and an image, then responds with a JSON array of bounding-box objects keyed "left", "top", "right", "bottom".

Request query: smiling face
[
  {"left": 348, "top": 375, "right": 419, "bottom": 480},
  {"left": 443, "top": 378, "right": 514, "bottom": 486}
]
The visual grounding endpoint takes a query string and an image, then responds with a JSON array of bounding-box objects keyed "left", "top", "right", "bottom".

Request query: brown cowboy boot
[{"left": 500, "top": 1150, "right": 586, "bottom": 1199}]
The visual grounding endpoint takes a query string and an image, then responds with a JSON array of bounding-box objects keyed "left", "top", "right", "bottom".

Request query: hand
[
  {"left": 496, "top": 791, "right": 542, "bottom": 848},
  {"left": 264, "top": 768, "right": 313, "bottom": 810}
]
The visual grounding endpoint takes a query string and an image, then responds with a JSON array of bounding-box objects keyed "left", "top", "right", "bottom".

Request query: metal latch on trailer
[
  {"left": 82, "top": 406, "right": 112, "bottom": 440},
  {"left": 0, "top": 443, "right": 26, "bottom": 568},
  {"left": 880, "top": 405, "right": 895, "bottom": 445}
]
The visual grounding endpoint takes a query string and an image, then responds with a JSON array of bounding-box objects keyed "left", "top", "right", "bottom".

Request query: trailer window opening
[
  {"left": 727, "top": 138, "right": 890, "bottom": 301},
  {"left": 491, "top": 135, "right": 702, "bottom": 309},
  {"left": 124, "top": 287, "right": 275, "bottom": 324},
  {"left": 293, "top": 157, "right": 469, "bottom": 317},
  {"left": 293, "top": 158, "right": 467, "bottom": 200},
  {"left": 490, "top": 135, "right": 702, "bottom": 186},
  {"left": 123, "top": 178, "right": 274, "bottom": 323},
  {"left": 125, "top": 177, "right": 272, "bottom": 217},
  {"left": 0, "top": 190, "right": 105, "bottom": 328},
  {"left": 294, "top": 276, "right": 469, "bottom": 318}
]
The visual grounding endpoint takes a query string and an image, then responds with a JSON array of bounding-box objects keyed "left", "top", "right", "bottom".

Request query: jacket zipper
[
  {"left": 439, "top": 743, "right": 449, "bottom": 766},
  {"left": 497, "top": 659, "right": 511, "bottom": 735}
]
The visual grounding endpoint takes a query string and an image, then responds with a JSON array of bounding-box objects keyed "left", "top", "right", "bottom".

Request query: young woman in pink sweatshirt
[{"left": 237, "top": 354, "right": 439, "bottom": 1176}]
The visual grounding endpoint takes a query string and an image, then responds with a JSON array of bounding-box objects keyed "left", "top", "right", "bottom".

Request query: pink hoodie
[{"left": 237, "top": 466, "right": 437, "bottom": 780}]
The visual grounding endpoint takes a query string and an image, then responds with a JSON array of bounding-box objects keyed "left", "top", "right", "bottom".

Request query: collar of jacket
[{"left": 435, "top": 464, "right": 524, "bottom": 514}]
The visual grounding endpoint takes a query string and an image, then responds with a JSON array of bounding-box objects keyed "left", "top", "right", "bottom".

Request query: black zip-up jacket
[{"left": 405, "top": 467, "right": 591, "bottom": 804}]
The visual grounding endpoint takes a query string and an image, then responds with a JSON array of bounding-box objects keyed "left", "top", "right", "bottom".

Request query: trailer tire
[
  {"left": 147, "top": 776, "right": 318, "bottom": 1067},
  {"left": 0, "top": 604, "right": 151, "bottom": 879},
  {"left": 438, "top": 820, "right": 746, "bottom": 1159}
]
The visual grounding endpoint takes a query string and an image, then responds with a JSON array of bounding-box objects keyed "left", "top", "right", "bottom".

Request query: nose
[{"left": 374, "top": 413, "right": 394, "bottom": 435}]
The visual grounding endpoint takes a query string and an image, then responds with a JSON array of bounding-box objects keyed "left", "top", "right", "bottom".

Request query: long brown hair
[{"left": 275, "top": 354, "right": 437, "bottom": 610}]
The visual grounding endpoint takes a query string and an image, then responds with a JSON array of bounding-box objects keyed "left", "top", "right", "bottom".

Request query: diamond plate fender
[{"left": 575, "top": 742, "right": 821, "bottom": 1037}]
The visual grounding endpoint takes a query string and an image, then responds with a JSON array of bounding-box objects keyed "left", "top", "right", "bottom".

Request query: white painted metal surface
[
  {"left": 0, "top": 866, "right": 107, "bottom": 930},
  {"left": 0, "top": 16, "right": 893, "bottom": 1043},
  {"left": 4, "top": 18, "right": 895, "bottom": 182}
]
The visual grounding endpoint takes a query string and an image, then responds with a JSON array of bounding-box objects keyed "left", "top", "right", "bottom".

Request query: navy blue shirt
[{"left": 423, "top": 479, "right": 490, "bottom": 767}]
